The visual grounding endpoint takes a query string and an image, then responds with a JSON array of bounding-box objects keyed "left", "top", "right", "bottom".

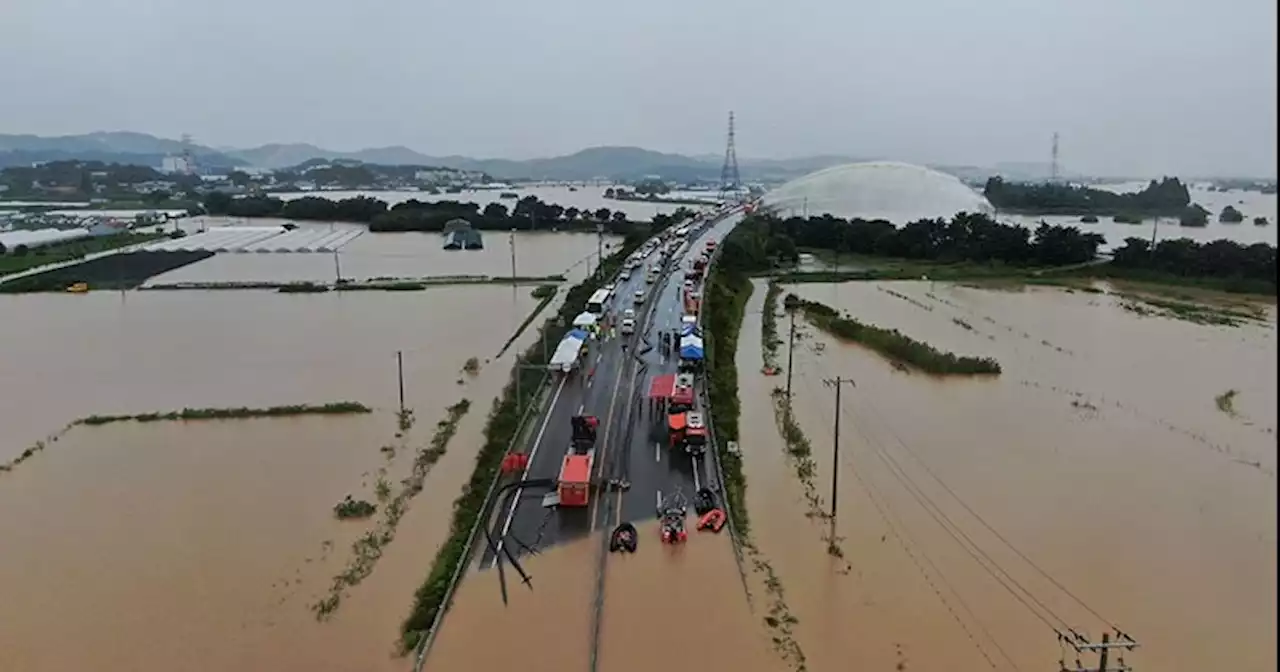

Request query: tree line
[
  {"left": 201, "top": 191, "right": 697, "bottom": 235},
  {"left": 983, "top": 176, "right": 1193, "bottom": 216},
  {"left": 1109, "top": 237, "right": 1275, "bottom": 291},
  {"left": 725, "top": 211, "right": 1108, "bottom": 272}
]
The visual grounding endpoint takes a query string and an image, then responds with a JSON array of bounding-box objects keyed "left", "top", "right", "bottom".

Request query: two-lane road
[
  {"left": 484, "top": 211, "right": 743, "bottom": 565},
  {"left": 614, "top": 213, "right": 743, "bottom": 527}
]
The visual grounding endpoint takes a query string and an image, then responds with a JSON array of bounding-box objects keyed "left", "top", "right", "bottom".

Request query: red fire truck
[{"left": 557, "top": 415, "right": 598, "bottom": 507}]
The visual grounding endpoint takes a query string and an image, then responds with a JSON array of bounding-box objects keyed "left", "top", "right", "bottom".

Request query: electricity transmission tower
[
  {"left": 1059, "top": 629, "right": 1139, "bottom": 672},
  {"left": 718, "top": 111, "right": 741, "bottom": 202},
  {"left": 180, "top": 133, "right": 198, "bottom": 175},
  {"left": 1050, "top": 131, "right": 1060, "bottom": 183}
]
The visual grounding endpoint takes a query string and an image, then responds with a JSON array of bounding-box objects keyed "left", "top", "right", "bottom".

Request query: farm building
[
  {"left": 0, "top": 228, "right": 93, "bottom": 251},
  {"left": 141, "top": 226, "right": 364, "bottom": 254}
]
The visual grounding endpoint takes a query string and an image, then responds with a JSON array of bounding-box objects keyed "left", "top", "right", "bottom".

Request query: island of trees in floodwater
[
  {"left": 735, "top": 211, "right": 1277, "bottom": 294},
  {"left": 981, "top": 176, "right": 1272, "bottom": 228},
  {"left": 201, "top": 192, "right": 696, "bottom": 234}
]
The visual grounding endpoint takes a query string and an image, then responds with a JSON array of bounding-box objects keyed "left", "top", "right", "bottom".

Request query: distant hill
[
  {"left": 0, "top": 131, "right": 247, "bottom": 169},
  {"left": 0, "top": 131, "right": 864, "bottom": 181}
]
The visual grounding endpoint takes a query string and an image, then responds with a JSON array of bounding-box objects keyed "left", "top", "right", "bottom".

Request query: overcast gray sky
[{"left": 2, "top": 0, "right": 1275, "bottom": 177}]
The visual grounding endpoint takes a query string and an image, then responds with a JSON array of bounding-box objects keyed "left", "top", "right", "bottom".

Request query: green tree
[{"left": 482, "top": 202, "right": 508, "bottom": 219}]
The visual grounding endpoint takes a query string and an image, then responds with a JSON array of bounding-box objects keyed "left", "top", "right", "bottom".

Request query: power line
[
  {"left": 794, "top": 371, "right": 1011, "bottom": 670},
  {"left": 793, "top": 359, "right": 1138, "bottom": 669},
  {"left": 852, "top": 390, "right": 1124, "bottom": 633}
]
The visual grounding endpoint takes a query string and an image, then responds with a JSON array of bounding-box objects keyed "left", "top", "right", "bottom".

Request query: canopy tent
[
  {"left": 573, "top": 312, "right": 598, "bottom": 328},
  {"left": 680, "top": 324, "right": 701, "bottom": 337},
  {"left": 679, "top": 334, "right": 704, "bottom": 360},
  {"left": 550, "top": 333, "right": 586, "bottom": 370},
  {"left": 566, "top": 328, "right": 590, "bottom": 341}
]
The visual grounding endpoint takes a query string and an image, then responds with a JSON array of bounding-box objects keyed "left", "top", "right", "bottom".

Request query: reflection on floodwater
[{"left": 733, "top": 279, "right": 1276, "bottom": 671}]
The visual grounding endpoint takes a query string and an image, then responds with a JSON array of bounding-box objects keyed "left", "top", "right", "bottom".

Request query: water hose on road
[{"left": 482, "top": 478, "right": 556, "bottom": 606}]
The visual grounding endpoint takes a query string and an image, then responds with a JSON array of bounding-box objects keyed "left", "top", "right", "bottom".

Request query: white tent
[
  {"left": 549, "top": 334, "right": 586, "bottom": 371},
  {"left": 572, "top": 312, "right": 598, "bottom": 328}
]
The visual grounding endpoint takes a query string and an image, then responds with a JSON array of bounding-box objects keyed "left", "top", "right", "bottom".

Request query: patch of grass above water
[
  {"left": 76, "top": 402, "right": 372, "bottom": 426},
  {"left": 1119, "top": 293, "right": 1259, "bottom": 327},
  {"left": 787, "top": 295, "right": 1002, "bottom": 376},
  {"left": 334, "top": 495, "right": 377, "bottom": 520},
  {"left": 761, "top": 280, "right": 783, "bottom": 372},
  {"left": 1215, "top": 389, "right": 1239, "bottom": 416}
]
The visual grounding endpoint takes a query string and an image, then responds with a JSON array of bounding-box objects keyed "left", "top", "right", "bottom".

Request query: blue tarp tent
[
  {"left": 680, "top": 324, "right": 701, "bottom": 337},
  {"left": 566, "top": 328, "right": 589, "bottom": 342},
  {"left": 679, "top": 334, "right": 704, "bottom": 360}
]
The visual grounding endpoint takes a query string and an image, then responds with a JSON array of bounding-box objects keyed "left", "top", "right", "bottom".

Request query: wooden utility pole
[
  {"left": 396, "top": 350, "right": 406, "bottom": 414},
  {"left": 822, "top": 377, "right": 856, "bottom": 520},
  {"left": 596, "top": 222, "right": 604, "bottom": 274},
  {"left": 785, "top": 310, "right": 797, "bottom": 401},
  {"left": 1059, "top": 629, "right": 1139, "bottom": 672},
  {"left": 509, "top": 228, "right": 517, "bottom": 283}
]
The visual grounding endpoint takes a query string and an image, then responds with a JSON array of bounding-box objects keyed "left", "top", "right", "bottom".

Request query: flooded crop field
[
  {"left": 733, "top": 279, "right": 1276, "bottom": 671},
  {"left": 0, "top": 285, "right": 559, "bottom": 671},
  {"left": 147, "top": 223, "right": 620, "bottom": 285}
]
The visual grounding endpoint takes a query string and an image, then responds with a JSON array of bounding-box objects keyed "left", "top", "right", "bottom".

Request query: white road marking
[
  {"left": 490, "top": 376, "right": 567, "bottom": 568},
  {"left": 691, "top": 456, "right": 701, "bottom": 491},
  {"left": 577, "top": 403, "right": 585, "bottom": 414},
  {"left": 656, "top": 490, "right": 662, "bottom": 510},
  {"left": 654, "top": 441, "right": 661, "bottom": 463}
]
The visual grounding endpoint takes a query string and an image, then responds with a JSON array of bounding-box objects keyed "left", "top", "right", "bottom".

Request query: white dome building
[{"left": 761, "top": 161, "right": 994, "bottom": 222}]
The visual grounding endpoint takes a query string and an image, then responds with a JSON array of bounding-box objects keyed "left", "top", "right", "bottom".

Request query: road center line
[{"left": 588, "top": 342, "right": 631, "bottom": 532}]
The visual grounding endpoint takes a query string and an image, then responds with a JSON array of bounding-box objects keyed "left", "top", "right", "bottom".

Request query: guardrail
[{"left": 692, "top": 211, "right": 753, "bottom": 601}]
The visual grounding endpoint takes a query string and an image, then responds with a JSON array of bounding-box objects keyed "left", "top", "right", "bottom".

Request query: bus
[{"left": 586, "top": 288, "right": 611, "bottom": 315}]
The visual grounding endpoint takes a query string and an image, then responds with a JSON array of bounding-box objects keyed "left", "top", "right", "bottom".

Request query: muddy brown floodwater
[
  {"left": 733, "top": 279, "right": 1276, "bottom": 672},
  {"left": 426, "top": 535, "right": 597, "bottom": 672},
  {"left": 429, "top": 522, "right": 777, "bottom": 672},
  {"left": 149, "top": 227, "right": 622, "bottom": 285},
  {"left": 597, "top": 521, "right": 778, "bottom": 672},
  {"left": 0, "top": 284, "right": 560, "bottom": 671}
]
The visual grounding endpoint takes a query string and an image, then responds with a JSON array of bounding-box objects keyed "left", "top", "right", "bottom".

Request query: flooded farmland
[
  {"left": 149, "top": 223, "right": 621, "bottom": 285},
  {"left": 0, "top": 284, "right": 559, "bottom": 671},
  {"left": 732, "top": 279, "right": 1276, "bottom": 671}
]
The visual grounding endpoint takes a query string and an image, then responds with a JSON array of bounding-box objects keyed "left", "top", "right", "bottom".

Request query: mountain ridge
[{"left": 0, "top": 131, "right": 868, "bottom": 180}]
